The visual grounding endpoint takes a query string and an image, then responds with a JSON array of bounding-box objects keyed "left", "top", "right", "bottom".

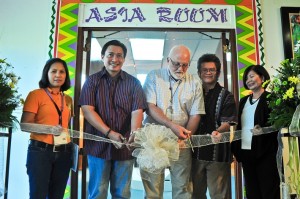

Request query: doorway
[{"left": 72, "top": 27, "right": 239, "bottom": 199}]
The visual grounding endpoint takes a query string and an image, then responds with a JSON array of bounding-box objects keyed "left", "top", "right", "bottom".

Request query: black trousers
[{"left": 240, "top": 150, "right": 280, "bottom": 199}]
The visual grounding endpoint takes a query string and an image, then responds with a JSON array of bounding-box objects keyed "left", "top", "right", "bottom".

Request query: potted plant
[{"left": 0, "top": 58, "right": 21, "bottom": 128}]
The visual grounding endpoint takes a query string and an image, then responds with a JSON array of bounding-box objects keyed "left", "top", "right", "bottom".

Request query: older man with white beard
[{"left": 141, "top": 45, "right": 205, "bottom": 199}]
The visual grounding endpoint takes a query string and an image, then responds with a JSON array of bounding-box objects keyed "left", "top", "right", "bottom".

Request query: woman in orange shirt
[{"left": 21, "top": 58, "right": 73, "bottom": 199}]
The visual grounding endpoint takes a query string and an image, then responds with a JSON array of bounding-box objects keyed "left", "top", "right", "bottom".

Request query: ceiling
[{"left": 90, "top": 30, "right": 225, "bottom": 76}]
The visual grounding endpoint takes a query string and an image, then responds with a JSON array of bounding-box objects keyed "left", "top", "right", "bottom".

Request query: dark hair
[
  {"left": 197, "top": 54, "right": 221, "bottom": 73},
  {"left": 39, "top": 58, "right": 71, "bottom": 91},
  {"left": 243, "top": 64, "right": 270, "bottom": 90},
  {"left": 101, "top": 40, "right": 127, "bottom": 58}
]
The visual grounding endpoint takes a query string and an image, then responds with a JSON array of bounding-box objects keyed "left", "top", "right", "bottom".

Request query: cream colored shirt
[{"left": 143, "top": 68, "right": 205, "bottom": 127}]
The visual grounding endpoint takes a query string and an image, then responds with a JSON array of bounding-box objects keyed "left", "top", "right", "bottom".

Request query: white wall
[
  {"left": 0, "top": 0, "right": 52, "bottom": 198},
  {"left": 0, "top": 0, "right": 299, "bottom": 198},
  {"left": 261, "top": 0, "right": 300, "bottom": 75}
]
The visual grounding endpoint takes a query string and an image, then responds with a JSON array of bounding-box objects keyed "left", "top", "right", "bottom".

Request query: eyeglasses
[
  {"left": 200, "top": 68, "right": 217, "bottom": 74},
  {"left": 168, "top": 57, "right": 189, "bottom": 69}
]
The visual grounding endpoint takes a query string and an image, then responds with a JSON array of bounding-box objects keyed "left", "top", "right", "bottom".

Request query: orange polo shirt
[{"left": 23, "top": 88, "right": 72, "bottom": 144}]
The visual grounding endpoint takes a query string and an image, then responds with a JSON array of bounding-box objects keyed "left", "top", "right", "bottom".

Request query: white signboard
[{"left": 78, "top": 3, "right": 236, "bottom": 29}]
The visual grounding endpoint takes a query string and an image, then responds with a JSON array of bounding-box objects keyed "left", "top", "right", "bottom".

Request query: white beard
[{"left": 170, "top": 71, "right": 184, "bottom": 80}]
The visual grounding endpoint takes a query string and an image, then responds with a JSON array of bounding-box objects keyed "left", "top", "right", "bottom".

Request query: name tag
[{"left": 54, "top": 131, "right": 68, "bottom": 145}]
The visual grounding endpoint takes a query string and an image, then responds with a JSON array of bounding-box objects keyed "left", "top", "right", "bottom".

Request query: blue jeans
[
  {"left": 87, "top": 155, "right": 134, "bottom": 199},
  {"left": 26, "top": 141, "right": 72, "bottom": 199}
]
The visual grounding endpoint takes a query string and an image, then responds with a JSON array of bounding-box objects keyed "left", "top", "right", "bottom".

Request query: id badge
[{"left": 53, "top": 127, "right": 68, "bottom": 146}]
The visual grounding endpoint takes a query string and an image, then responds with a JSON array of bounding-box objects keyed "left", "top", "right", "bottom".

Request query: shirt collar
[
  {"left": 47, "top": 87, "right": 62, "bottom": 95},
  {"left": 99, "top": 67, "right": 125, "bottom": 80}
]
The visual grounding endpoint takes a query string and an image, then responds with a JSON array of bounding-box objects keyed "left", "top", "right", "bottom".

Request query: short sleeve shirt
[
  {"left": 23, "top": 88, "right": 72, "bottom": 144},
  {"left": 193, "top": 83, "right": 238, "bottom": 162},
  {"left": 79, "top": 68, "right": 147, "bottom": 160},
  {"left": 143, "top": 68, "right": 205, "bottom": 127}
]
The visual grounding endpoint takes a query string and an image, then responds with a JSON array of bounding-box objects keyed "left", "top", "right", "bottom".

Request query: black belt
[{"left": 29, "top": 139, "right": 72, "bottom": 152}]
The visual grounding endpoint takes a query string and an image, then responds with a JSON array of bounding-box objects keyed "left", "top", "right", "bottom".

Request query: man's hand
[
  {"left": 107, "top": 131, "right": 126, "bottom": 149},
  {"left": 170, "top": 123, "right": 191, "bottom": 140},
  {"left": 126, "top": 131, "right": 137, "bottom": 151},
  {"left": 211, "top": 130, "right": 222, "bottom": 143}
]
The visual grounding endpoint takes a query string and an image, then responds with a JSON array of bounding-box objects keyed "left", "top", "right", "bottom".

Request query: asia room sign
[{"left": 78, "top": 3, "right": 236, "bottom": 29}]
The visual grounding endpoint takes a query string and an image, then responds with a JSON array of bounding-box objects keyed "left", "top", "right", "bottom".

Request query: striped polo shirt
[{"left": 79, "top": 68, "right": 147, "bottom": 160}]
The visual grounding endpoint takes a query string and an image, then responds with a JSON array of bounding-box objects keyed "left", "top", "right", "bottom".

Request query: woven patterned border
[
  {"left": 254, "top": 0, "right": 265, "bottom": 66},
  {"left": 57, "top": 3, "right": 79, "bottom": 97},
  {"left": 235, "top": 5, "right": 257, "bottom": 97},
  {"left": 62, "top": 0, "right": 252, "bottom": 4}
]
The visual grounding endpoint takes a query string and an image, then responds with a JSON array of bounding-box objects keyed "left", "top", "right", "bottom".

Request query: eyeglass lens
[
  {"left": 201, "top": 68, "right": 217, "bottom": 73},
  {"left": 169, "top": 58, "right": 189, "bottom": 68}
]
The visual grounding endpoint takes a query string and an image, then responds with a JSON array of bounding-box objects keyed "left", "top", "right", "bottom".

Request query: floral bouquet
[
  {"left": 267, "top": 56, "right": 300, "bottom": 198},
  {"left": 267, "top": 57, "right": 300, "bottom": 129},
  {"left": 0, "top": 58, "right": 21, "bottom": 128}
]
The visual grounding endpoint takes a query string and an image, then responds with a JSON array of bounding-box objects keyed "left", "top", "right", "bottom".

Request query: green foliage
[
  {"left": 267, "top": 57, "right": 300, "bottom": 128},
  {"left": 0, "top": 58, "right": 21, "bottom": 128}
]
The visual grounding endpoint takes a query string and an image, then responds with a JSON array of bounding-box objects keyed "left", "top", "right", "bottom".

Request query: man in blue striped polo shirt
[{"left": 79, "top": 40, "right": 147, "bottom": 199}]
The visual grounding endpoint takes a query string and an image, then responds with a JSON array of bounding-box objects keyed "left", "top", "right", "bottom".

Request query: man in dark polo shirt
[
  {"left": 79, "top": 40, "right": 147, "bottom": 199},
  {"left": 191, "top": 54, "right": 237, "bottom": 199}
]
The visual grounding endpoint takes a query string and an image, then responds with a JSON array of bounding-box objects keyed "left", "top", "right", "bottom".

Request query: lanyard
[
  {"left": 44, "top": 88, "right": 64, "bottom": 125},
  {"left": 168, "top": 75, "right": 182, "bottom": 106},
  {"left": 166, "top": 74, "right": 181, "bottom": 120}
]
